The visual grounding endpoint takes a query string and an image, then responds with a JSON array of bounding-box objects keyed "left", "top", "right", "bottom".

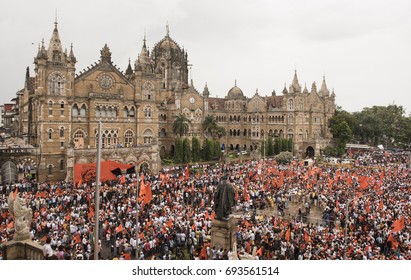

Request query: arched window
[
  {"left": 72, "top": 104, "right": 79, "bottom": 117},
  {"left": 48, "top": 129, "right": 53, "bottom": 140},
  {"left": 59, "top": 159, "right": 64, "bottom": 170},
  {"left": 74, "top": 130, "right": 85, "bottom": 149},
  {"left": 49, "top": 74, "right": 65, "bottom": 95},
  {"left": 95, "top": 106, "right": 100, "bottom": 118},
  {"left": 48, "top": 101, "right": 53, "bottom": 115},
  {"left": 80, "top": 105, "right": 86, "bottom": 117},
  {"left": 124, "top": 130, "right": 134, "bottom": 147},
  {"left": 48, "top": 164, "right": 53, "bottom": 175},
  {"left": 123, "top": 107, "right": 129, "bottom": 118},
  {"left": 289, "top": 99, "right": 294, "bottom": 110},
  {"left": 144, "top": 106, "right": 152, "bottom": 118},
  {"left": 129, "top": 107, "right": 135, "bottom": 118},
  {"left": 60, "top": 101, "right": 65, "bottom": 116},
  {"left": 143, "top": 129, "right": 153, "bottom": 144},
  {"left": 60, "top": 127, "right": 64, "bottom": 138}
]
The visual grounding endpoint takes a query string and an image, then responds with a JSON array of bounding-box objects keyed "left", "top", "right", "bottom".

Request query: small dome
[{"left": 227, "top": 81, "right": 245, "bottom": 99}]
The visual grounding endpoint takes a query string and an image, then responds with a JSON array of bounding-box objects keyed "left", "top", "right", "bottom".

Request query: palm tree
[
  {"left": 216, "top": 126, "right": 225, "bottom": 139},
  {"left": 173, "top": 114, "right": 191, "bottom": 137},
  {"left": 203, "top": 115, "right": 218, "bottom": 137}
]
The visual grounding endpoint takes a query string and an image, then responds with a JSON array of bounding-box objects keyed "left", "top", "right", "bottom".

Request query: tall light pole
[{"left": 94, "top": 121, "right": 102, "bottom": 260}]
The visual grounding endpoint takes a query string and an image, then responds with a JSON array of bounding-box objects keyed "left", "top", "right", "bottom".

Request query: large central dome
[{"left": 227, "top": 81, "right": 245, "bottom": 99}]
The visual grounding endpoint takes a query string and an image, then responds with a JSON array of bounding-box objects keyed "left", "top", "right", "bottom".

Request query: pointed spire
[
  {"left": 203, "top": 82, "right": 210, "bottom": 97},
  {"left": 311, "top": 81, "right": 317, "bottom": 94},
  {"left": 331, "top": 88, "right": 335, "bottom": 97},
  {"left": 166, "top": 21, "right": 170, "bottom": 37},
  {"left": 319, "top": 75, "right": 329, "bottom": 96},
  {"left": 290, "top": 69, "right": 301, "bottom": 93},
  {"left": 47, "top": 19, "right": 63, "bottom": 61},
  {"left": 69, "top": 43, "right": 76, "bottom": 63},
  {"left": 125, "top": 58, "right": 133, "bottom": 76},
  {"left": 282, "top": 83, "right": 288, "bottom": 94},
  {"left": 234, "top": 79, "right": 237, "bottom": 87},
  {"left": 303, "top": 83, "right": 309, "bottom": 94}
]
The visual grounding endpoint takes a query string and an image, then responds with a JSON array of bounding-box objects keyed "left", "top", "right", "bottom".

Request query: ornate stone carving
[{"left": 7, "top": 191, "right": 32, "bottom": 241}]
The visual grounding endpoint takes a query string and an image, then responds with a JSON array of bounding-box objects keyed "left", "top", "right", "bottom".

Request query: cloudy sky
[{"left": 1, "top": 0, "right": 410, "bottom": 113}]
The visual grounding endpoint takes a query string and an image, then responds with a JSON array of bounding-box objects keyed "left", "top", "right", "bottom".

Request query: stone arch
[{"left": 306, "top": 146, "right": 315, "bottom": 158}]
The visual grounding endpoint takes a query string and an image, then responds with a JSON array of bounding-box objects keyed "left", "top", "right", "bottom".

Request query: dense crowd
[{"left": 0, "top": 150, "right": 410, "bottom": 260}]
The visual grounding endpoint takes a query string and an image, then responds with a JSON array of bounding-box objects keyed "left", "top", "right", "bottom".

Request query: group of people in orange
[{"left": 0, "top": 150, "right": 410, "bottom": 260}]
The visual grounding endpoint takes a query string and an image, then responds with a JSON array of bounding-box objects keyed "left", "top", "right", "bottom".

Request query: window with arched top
[
  {"left": 60, "top": 102, "right": 65, "bottom": 116},
  {"left": 48, "top": 129, "right": 53, "bottom": 140},
  {"left": 129, "top": 107, "right": 135, "bottom": 117},
  {"left": 124, "top": 130, "right": 134, "bottom": 147},
  {"left": 59, "top": 159, "right": 64, "bottom": 170},
  {"left": 48, "top": 164, "right": 53, "bottom": 175},
  {"left": 74, "top": 130, "right": 85, "bottom": 149},
  {"left": 60, "top": 127, "right": 64, "bottom": 138},
  {"left": 289, "top": 99, "right": 294, "bottom": 110},
  {"left": 72, "top": 104, "right": 79, "bottom": 117},
  {"left": 48, "top": 101, "right": 53, "bottom": 115},
  {"left": 80, "top": 105, "right": 86, "bottom": 117},
  {"left": 48, "top": 73, "right": 65, "bottom": 95}
]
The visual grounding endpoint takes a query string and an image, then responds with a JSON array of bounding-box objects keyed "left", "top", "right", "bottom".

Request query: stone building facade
[{"left": 18, "top": 22, "right": 335, "bottom": 182}]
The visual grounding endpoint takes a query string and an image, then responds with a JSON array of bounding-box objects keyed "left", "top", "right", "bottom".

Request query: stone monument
[
  {"left": 1, "top": 190, "right": 43, "bottom": 260},
  {"left": 211, "top": 175, "right": 237, "bottom": 251},
  {"left": 7, "top": 190, "right": 32, "bottom": 241}
]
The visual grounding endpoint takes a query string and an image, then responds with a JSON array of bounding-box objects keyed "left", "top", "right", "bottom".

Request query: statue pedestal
[
  {"left": 210, "top": 215, "right": 237, "bottom": 251},
  {"left": 1, "top": 240, "right": 44, "bottom": 260}
]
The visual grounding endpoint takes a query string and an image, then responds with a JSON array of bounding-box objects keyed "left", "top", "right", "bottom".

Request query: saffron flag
[
  {"left": 392, "top": 216, "right": 405, "bottom": 233},
  {"left": 120, "top": 175, "right": 126, "bottom": 184},
  {"left": 359, "top": 176, "right": 369, "bottom": 190},
  {"left": 115, "top": 224, "right": 123, "bottom": 233},
  {"left": 285, "top": 228, "right": 291, "bottom": 242},
  {"left": 138, "top": 179, "right": 153, "bottom": 206}
]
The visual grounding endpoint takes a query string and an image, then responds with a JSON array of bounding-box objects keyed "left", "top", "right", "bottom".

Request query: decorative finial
[
  {"left": 54, "top": 9, "right": 58, "bottom": 28},
  {"left": 166, "top": 21, "right": 170, "bottom": 37},
  {"left": 235, "top": 79, "right": 237, "bottom": 87}
]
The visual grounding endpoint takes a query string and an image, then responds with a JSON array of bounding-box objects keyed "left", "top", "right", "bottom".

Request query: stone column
[{"left": 210, "top": 215, "right": 237, "bottom": 251}]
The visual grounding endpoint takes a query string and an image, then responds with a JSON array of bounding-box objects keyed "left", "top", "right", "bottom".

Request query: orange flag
[
  {"left": 120, "top": 175, "right": 126, "bottom": 184},
  {"left": 391, "top": 216, "right": 405, "bottom": 233},
  {"left": 167, "top": 218, "right": 173, "bottom": 229},
  {"left": 138, "top": 180, "right": 153, "bottom": 206},
  {"left": 73, "top": 233, "right": 81, "bottom": 244},
  {"left": 285, "top": 228, "right": 291, "bottom": 242},
  {"left": 359, "top": 176, "right": 369, "bottom": 190},
  {"left": 138, "top": 232, "right": 144, "bottom": 239},
  {"left": 387, "top": 233, "right": 399, "bottom": 250},
  {"left": 378, "top": 201, "right": 383, "bottom": 210},
  {"left": 116, "top": 224, "right": 123, "bottom": 233}
]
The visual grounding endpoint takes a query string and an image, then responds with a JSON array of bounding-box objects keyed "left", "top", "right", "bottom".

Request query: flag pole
[
  {"left": 136, "top": 178, "right": 139, "bottom": 260},
  {"left": 94, "top": 121, "right": 102, "bottom": 260}
]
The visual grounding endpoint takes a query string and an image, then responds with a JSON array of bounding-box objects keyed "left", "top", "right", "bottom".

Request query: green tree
[
  {"left": 267, "top": 136, "right": 274, "bottom": 156},
  {"left": 182, "top": 138, "right": 191, "bottom": 163},
  {"left": 202, "top": 139, "right": 212, "bottom": 161},
  {"left": 203, "top": 115, "right": 218, "bottom": 137},
  {"left": 191, "top": 137, "right": 201, "bottom": 162},
  {"left": 173, "top": 114, "right": 191, "bottom": 138},
  {"left": 212, "top": 139, "right": 222, "bottom": 159},
  {"left": 174, "top": 138, "right": 183, "bottom": 163}
]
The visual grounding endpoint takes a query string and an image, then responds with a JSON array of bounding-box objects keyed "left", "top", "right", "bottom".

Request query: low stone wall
[{"left": 1, "top": 240, "right": 44, "bottom": 260}]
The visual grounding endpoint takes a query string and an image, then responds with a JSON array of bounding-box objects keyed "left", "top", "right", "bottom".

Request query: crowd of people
[{"left": 0, "top": 150, "right": 410, "bottom": 260}]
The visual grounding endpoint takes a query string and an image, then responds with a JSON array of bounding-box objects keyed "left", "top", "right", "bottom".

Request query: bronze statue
[{"left": 214, "top": 176, "right": 236, "bottom": 220}]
